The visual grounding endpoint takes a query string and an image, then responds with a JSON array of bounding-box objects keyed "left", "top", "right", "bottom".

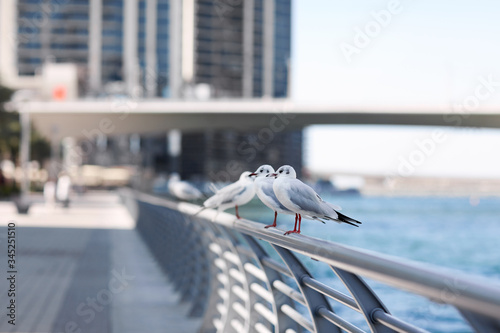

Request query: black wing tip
[
  {"left": 330, "top": 212, "right": 363, "bottom": 227},
  {"left": 345, "top": 221, "right": 360, "bottom": 227}
]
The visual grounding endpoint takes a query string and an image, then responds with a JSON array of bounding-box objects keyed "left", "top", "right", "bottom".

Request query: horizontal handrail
[
  {"left": 234, "top": 220, "right": 500, "bottom": 319},
  {"left": 131, "top": 190, "right": 500, "bottom": 332},
  {"left": 317, "top": 307, "right": 365, "bottom": 333},
  {"left": 302, "top": 276, "right": 360, "bottom": 312},
  {"left": 371, "top": 310, "right": 428, "bottom": 333},
  {"left": 135, "top": 191, "right": 500, "bottom": 319}
]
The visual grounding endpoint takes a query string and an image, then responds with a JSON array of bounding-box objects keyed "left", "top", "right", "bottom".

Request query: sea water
[{"left": 239, "top": 195, "right": 500, "bottom": 332}]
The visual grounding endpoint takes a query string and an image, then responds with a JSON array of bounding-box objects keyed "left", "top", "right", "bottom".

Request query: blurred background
[
  {"left": 0, "top": 1, "right": 500, "bottom": 331},
  {"left": 1, "top": 0, "right": 499, "bottom": 196}
]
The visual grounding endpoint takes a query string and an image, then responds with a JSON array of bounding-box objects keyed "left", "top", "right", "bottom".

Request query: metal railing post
[
  {"left": 332, "top": 267, "right": 395, "bottom": 333},
  {"left": 273, "top": 245, "right": 341, "bottom": 332},
  {"left": 187, "top": 221, "right": 213, "bottom": 317},
  {"left": 214, "top": 225, "right": 252, "bottom": 333},
  {"left": 130, "top": 191, "right": 500, "bottom": 333},
  {"left": 242, "top": 235, "right": 300, "bottom": 333}
]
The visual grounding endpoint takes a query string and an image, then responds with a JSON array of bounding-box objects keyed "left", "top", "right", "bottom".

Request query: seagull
[
  {"left": 194, "top": 171, "right": 256, "bottom": 219},
  {"left": 168, "top": 173, "right": 203, "bottom": 201},
  {"left": 272, "top": 165, "right": 361, "bottom": 235},
  {"left": 250, "top": 165, "right": 300, "bottom": 229}
]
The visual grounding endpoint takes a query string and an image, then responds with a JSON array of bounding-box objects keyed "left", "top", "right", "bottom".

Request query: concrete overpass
[{"left": 15, "top": 99, "right": 500, "bottom": 140}]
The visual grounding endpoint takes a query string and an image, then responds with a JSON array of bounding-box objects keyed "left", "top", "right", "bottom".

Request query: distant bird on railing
[
  {"left": 250, "top": 165, "right": 301, "bottom": 229},
  {"left": 272, "top": 165, "right": 362, "bottom": 235},
  {"left": 168, "top": 173, "right": 204, "bottom": 201},
  {"left": 194, "top": 171, "right": 256, "bottom": 219}
]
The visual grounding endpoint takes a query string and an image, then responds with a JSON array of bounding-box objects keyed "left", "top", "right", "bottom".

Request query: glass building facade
[
  {"left": 273, "top": 0, "right": 291, "bottom": 97},
  {"left": 194, "top": 0, "right": 244, "bottom": 98},
  {"left": 14, "top": 0, "right": 290, "bottom": 99},
  {"left": 102, "top": 1, "right": 124, "bottom": 83},
  {"left": 15, "top": 0, "right": 170, "bottom": 96},
  {"left": 192, "top": 0, "right": 291, "bottom": 98},
  {"left": 253, "top": 0, "right": 264, "bottom": 97},
  {"left": 17, "top": 0, "right": 91, "bottom": 76},
  {"left": 8, "top": 0, "right": 296, "bottom": 181},
  {"left": 156, "top": 0, "right": 170, "bottom": 96}
]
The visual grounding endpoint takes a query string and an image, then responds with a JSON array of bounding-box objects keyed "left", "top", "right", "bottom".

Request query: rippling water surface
[{"left": 238, "top": 195, "right": 500, "bottom": 332}]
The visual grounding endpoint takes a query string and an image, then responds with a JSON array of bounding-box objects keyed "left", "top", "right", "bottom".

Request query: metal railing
[{"left": 125, "top": 190, "right": 500, "bottom": 333}]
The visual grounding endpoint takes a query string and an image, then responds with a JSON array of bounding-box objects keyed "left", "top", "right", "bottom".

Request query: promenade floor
[{"left": 0, "top": 192, "right": 200, "bottom": 333}]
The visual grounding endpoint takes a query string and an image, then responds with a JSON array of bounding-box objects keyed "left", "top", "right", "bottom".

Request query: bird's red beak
[
  {"left": 270, "top": 173, "right": 278, "bottom": 177},
  {"left": 249, "top": 173, "right": 257, "bottom": 176}
]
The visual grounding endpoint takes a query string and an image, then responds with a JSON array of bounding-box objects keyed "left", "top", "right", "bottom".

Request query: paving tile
[{"left": 0, "top": 192, "right": 200, "bottom": 333}]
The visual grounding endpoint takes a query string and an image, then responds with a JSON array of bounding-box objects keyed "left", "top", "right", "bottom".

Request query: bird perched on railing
[
  {"left": 168, "top": 173, "right": 204, "bottom": 201},
  {"left": 272, "top": 165, "right": 362, "bottom": 235},
  {"left": 194, "top": 171, "right": 256, "bottom": 219},
  {"left": 250, "top": 165, "right": 301, "bottom": 229}
]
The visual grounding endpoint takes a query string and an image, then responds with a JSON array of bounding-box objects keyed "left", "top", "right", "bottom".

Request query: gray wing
[
  {"left": 220, "top": 186, "right": 246, "bottom": 205},
  {"left": 205, "top": 182, "right": 245, "bottom": 207},
  {"left": 287, "top": 180, "right": 327, "bottom": 215},
  {"left": 261, "top": 181, "right": 290, "bottom": 211},
  {"left": 217, "top": 181, "right": 245, "bottom": 198}
]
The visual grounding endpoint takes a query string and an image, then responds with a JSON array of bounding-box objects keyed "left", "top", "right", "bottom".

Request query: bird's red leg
[
  {"left": 265, "top": 211, "right": 278, "bottom": 228},
  {"left": 284, "top": 213, "right": 300, "bottom": 235},
  {"left": 235, "top": 205, "right": 240, "bottom": 219},
  {"left": 297, "top": 214, "right": 302, "bottom": 234}
]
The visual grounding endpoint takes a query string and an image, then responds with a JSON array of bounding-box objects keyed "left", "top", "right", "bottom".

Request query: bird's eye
[
  {"left": 286, "top": 171, "right": 289, "bottom": 174},
  {"left": 279, "top": 170, "right": 283, "bottom": 173},
  {"left": 260, "top": 170, "right": 263, "bottom": 173}
]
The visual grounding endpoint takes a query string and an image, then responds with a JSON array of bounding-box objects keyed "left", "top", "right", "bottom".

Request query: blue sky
[{"left": 293, "top": 0, "right": 500, "bottom": 178}]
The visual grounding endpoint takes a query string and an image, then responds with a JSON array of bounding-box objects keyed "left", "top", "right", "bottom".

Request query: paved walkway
[{"left": 0, "top": 192, "right": 200, "bottom": 333}]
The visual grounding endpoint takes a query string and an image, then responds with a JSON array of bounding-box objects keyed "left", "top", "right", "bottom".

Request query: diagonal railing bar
[
  {"left": 331, "top": 266, "right": 396, "bottom": 333},
  {"left": 227, "top": 229, "right": 278, "bottom": 332},
  {"left": 232, "top": 218, "right": 500, "bottom": 320},
  {"left": 203, "top": 223, "right": 232, "bottom": 332},
  {"left": 128, "top": 190, "right": 500, "bottom": 333},
  {"left": 207, "top": 223, "right": 235, "bottom": 333},
  {"left": 272, "top": 245, "right": 342, "bottom": 332},
  {"left": 459, "top": 309, "right": 500, "bottom": 333},
  {"left": 241, "top": 234, "right": 300, "bottom": 332}
]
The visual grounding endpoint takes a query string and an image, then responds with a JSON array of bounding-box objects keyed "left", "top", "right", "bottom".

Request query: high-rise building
[
  {"left": 0, "top": 0, "right": 297, "bottom": 182},
  {"left": 0, "top": 0, "right": 291, "bottom": 99},
  {"left": 180, "top": 129, "right": 302, "bottom": 181}
]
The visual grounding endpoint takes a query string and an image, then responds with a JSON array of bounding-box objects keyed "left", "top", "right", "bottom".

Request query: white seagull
[
  {"left": 195, "top": 171, "right": 256, "bottom": 219},
  {"left": 250, "top": 165, "right": 298, "bottom": 229},
  {"left": 272, "top": 165, "right": 361, "bottom": 235},
  {"left": 168, "top": 173, "right": 203, "bottom": 201}
]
